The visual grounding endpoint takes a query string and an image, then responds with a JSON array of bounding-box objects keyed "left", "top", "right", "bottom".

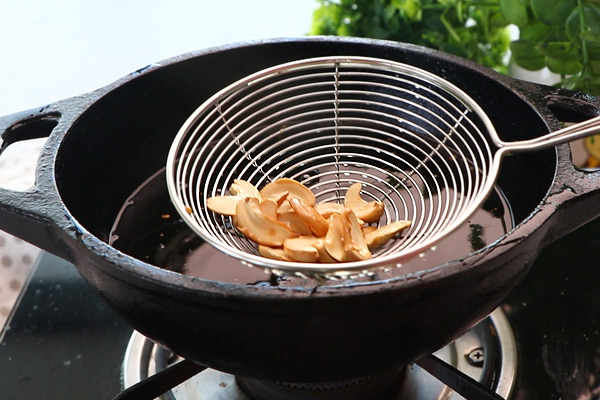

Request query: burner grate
[{"left": 118, "top": 308, "right": 516, "bottom": 400}]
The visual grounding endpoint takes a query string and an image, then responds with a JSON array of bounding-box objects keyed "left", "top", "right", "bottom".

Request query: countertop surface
[{"left": 0, "top": 0, "right": 316, "bottom": 328}]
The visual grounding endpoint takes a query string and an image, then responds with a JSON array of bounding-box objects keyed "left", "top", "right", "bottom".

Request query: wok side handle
[
  {"left": 0, "top": 107, "right": 60, "bottom": 152},
  {"left": 511, "top": 79, "right": 600, "bottom": 123},
  {"left": 544, "top": 90, "right": 600, "bottom": 123},
  {"left": 524, "top": 84, "right": 600, "bottom": 246},
  {"left": 0, "top": 104, "right": 79, "bottom": 261}
]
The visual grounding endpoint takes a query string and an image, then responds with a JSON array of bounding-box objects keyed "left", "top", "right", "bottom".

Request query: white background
[{"left": 0, "top": 0, "right": 317, "bottom": 116}]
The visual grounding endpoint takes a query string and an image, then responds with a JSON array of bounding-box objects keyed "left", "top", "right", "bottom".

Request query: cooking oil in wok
[{"left": 109, "top": 168, "right": 513, "bottom": 286}]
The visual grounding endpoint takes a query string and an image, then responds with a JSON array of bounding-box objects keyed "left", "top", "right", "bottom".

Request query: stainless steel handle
[{"left": 498, "top": 115, "right": 600, "bottom": 153}]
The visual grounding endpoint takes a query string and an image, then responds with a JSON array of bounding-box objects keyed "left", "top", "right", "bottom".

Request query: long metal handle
[{"left": 499, "top": 114, "right": 600, "bottom": 153}]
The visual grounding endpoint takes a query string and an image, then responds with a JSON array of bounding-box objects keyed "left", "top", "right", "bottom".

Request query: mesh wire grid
[{"left": 166, "top": 56, "right": 499, "bottom": 277}]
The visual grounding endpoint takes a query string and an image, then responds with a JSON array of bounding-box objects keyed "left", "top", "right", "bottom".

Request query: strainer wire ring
[
  {"left": 205, "top": 94, "right": 474, "bottom": 207},
  {"left": 218, "top": 116, "right": 472, "bottom": 249},
  {"left": 176, "top": 60, "right": 490, "bottom": 268},
  {"left": 191, "top": 111, "right": 464, "bottom": 255},
  {"left": 217, "top": 128, "right": 449, "bottom": 248},
  {"left": 166, "top": 56, "right": 498, "bottom": 275},
  {"left": 196, "top": 72, "right": 490, "bottom": 230},
  {"left": 209, "top": 69, "right": 490, "bottom": 179},
  {"left": 197, "top": 124, "right": 460, "bottom": 256}
]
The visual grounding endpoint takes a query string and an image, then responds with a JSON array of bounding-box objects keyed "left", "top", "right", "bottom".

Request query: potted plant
[{"left": 310, "top": 0, "right": 600, "bottom": 92}]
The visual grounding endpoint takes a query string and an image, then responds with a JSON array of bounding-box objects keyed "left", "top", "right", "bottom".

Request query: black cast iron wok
[{"left": 1, "top": 37, "right": 600, "bottom": 383}]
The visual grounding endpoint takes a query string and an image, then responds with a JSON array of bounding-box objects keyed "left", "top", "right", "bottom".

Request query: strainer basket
[{"left": 166, "top": 56, "right": 600, "bottom": 277}]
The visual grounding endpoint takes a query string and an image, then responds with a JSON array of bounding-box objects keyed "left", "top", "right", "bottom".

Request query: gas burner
[{"left": 121, "top": 308, "right": 516, "bottom": 399}]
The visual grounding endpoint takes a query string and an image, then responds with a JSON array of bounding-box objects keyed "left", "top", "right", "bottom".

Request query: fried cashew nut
[{"left": 206, "top": 178, "right": 411, "bottom": 263}]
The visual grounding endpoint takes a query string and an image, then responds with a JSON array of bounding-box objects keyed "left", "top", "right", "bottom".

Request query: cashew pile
[{"left": 206, "top": 178, "right": 411, "bottom": 263}]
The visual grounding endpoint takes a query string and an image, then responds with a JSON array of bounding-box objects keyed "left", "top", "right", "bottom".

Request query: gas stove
[
  {"left": 1, "top": 216, "right": 600, "bottom": 399},
  {"left": 120, "top": 308, "right": 515, "bottom": 399}
]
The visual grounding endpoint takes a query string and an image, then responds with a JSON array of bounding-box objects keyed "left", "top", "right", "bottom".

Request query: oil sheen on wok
[{"left": 109, "top": 168, "right": 513, "bottom": 286}]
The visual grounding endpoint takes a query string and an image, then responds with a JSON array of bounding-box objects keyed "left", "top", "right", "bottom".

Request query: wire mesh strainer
[{"left": 166, "top": 56, "right": 600, "bottom": 277}]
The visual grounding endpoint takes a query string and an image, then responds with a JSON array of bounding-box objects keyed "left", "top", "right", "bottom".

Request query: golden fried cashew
[
  {"left": 365, "top": 220, "right": 412, "bottom": 249},
  {"left": 206, "top": 195, "right": 242, "bottom": 216},
  {"left": 271, "top": 191, "right": 289, "bottom": 206},
  {"left": 233, "top": 197, "right": 295, "bottom": 247},
  {"left": 314, "top": 202, "right": 346, "bottom": 218},
  {"left": 277, "top": 200, "right": 294, "bottom": 214},
  {"left": 362, "top": 225, "right": 377, "bottom": 236},
  {"left": 259, "top": 199, "right": 279, "bottom": 221},
  {"left": 206, "top": 179, "right": 261, "bottom": 216},
  {"left": 314, "top": 238, "right": 337, "bottom": 263},
  {"left": 258, "top": 245, "right": 290, "bottom": 261},
  {"left": 206, "top": 177, "right": 412, "bottom": 263},
  {"left": 260, "top": 178, "right": 316, "bottom": 206},
  {"left": 288, "top": 197, "right": 329, "bottom": 238},
  {"left": 345, "top": 209, "right": 372, "bottom": 261},
  {"left": 278, "top": 208, "right": 313, "bottom": 236},
  {"left": 324, "top": 214, "right": 352, "bottom": 262},
  {"left": 283, "top": 236, "right": 335, "bottom": 263},
  {"left": 229, "top": 179, "right": 261, "bottom": 199},
  {"left": 324, "top": 211, "right": 373, "bottom": 262},
  {"left": 283, "top": 236, "right": 321, "bottom": 262},
  {"left": 344, "top": 183, "right": 384, "bottom": 223}
]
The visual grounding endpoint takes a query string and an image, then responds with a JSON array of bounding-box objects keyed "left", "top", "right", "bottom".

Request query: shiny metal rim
[{"left": 166, "top": 56, "right": 497, "bottom": 277}]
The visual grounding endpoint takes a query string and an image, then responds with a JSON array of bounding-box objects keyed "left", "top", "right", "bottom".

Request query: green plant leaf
[
  {"left": 490, "top": 9, "right": 511, "bottom": 27},
  {"left": 535, "top": 41, "right": 574, "bottom": 58},
  {"left": 581, "top": 31, "right": 600, "bottom": 44},
  {"left": 560, "top": 74, "right": 583, "bottom": 90},
  {"left": 310, "top": 0, "right": 512, "bottom": 72},
  {"left": 530, "top": 0, "right": 576, "bottom": 26},
  {"left": 589, "top": 60, "right": 600, "bottom": 74},
  {"left": 547, "top": 57, "right": 582, "bottom": 74},
  {"left": 519, "top": 20, "right": 553, "bottom": 41},
  {"left": 565, "top": 8, "right": 581, "bottom": 43},
  {"left": 566, "top": 6, "right": 600, "bottom": 43},
  {"left": 337, "top": 23, "right": 354, "bottom": 36},
  {"left": 499, "top": 0, "right": 529, "bottom": 26},
  {"left": 511, "top": 40, "right": 547, "bottom": 70},
  {"left": 310, "top": 3, "right": 343, "bottom": 35},
  {"left": 388, "top": 0, "right": 423, "bottom": 21}
]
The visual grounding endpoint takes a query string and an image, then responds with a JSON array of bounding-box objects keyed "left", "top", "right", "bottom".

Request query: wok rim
[{"left": 48, "top": 36, "right": 564, "bottom": 299}]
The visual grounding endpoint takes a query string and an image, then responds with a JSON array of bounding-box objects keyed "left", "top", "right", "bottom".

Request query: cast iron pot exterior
[{"left": 1, "top": 37, "right": 600, "bottom": 382}]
